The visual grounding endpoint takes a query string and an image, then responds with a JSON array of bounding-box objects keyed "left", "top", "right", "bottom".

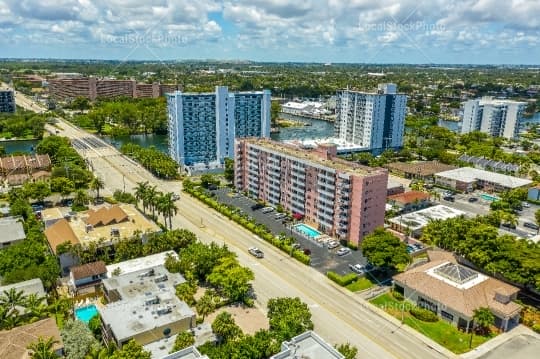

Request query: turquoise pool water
[
  {"left": 481, "top": 194, "right": 500, "bottom": 202},
  {"left": 294, "top": 224, "right": 322, "bottom": 238},
  {"left": 75, "top": 304, "right": 98, "bottom": 323}
]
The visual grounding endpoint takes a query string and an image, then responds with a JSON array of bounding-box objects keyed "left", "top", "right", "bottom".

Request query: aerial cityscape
[{"left": 0, "top": 1, "right": 539, "bottom": 359}]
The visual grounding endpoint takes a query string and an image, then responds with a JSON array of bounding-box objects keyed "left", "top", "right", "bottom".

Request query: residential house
[
  {"left": 0, "top": 154, "right": 52, "bottom": 186},
  {"left": 0, "top": 318, "right": 63, "bottom": 359},
  {"left": 0, "top": 217, "right": 26, "bottom": 249},
  {"left": 69, "top": 261, "right": 107, "bottom": 295},
  {"left": 387, "top": 191, "right": 431, "bottom": 214}
]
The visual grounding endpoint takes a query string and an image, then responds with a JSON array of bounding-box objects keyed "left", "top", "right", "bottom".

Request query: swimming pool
[
  {"left": 294, "top": 224, "right": 322, "bottom": 238},
  {"left": 75, "top": 304, "right": 98, "bottom": 323},
  {"left": 480, "top": 194, "right": 500, "bottom": 202}
]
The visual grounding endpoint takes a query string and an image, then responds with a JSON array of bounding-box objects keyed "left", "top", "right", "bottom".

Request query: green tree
[
  {"left": 90, "top": 177, "right": 105, "bottom": 200},
  {"left": 170, "top": 331, "right": 195, "bottom": 353},
  {"left": 134, "top": 181, "right": 149, "bottom": 213},
  {"left": 535, "top": 209, "right": 540, "bottom": 233},
  {"left": 472, "top": 307, "right": 495, "bottom": 335},
  {"left": 109, "top": 340, "right": 151, "bottom": 359},
  {"left": 361, "top": 228, "right": 411, "bottom": 271},
  {"left": 196, "top": 291, "right": 217, "bottom": 322},
  {"left": 224, "top": 157, "right": 234, "bottom": 182},
  {"left": 267, "top": 297, "right": 313, "bottom": 341},
  {"left": 27, "top": 337, "right": 59, "bottom": 359},
  {"left": 207, "top": 257, "right": 254, "bottom": 304},
  {"left": 24, "top": 293, "right": 48, "bottom": 320},
  {"left": 211, "top": 311, "right": 242, "bottom": 343},
  {"left": 50, "top": 177, "right": 75, "bottom": 198},
  {"left": 23, "top": 181, "right": 51, "bottom": 203},
  {"left": 73, "top": 189, "right": 90, "bottom": 209},
  {"left": 200, "top": 174, "right": 219, "bottom": 189},
  {"left": 271, "top": 100, "right": 281, "bottom": 126},
  {"left": 60, "top": 319, "right": 99, "bottom": 359},
  {"left": 157, "top": 192, "right": 178, "bottom": 230},
  {"left": 71, "top": 96, "right": 90, "bottom": 113},
  {"left": 335, "top": 343, "right": 358, "bottom": 359},
  {"left": 0, "top": 288, "right": 27, "bottom": 314}
]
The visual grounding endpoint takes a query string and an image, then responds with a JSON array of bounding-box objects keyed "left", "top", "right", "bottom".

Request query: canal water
[
  {"left": 1, "top": 139, "right": 39, "bottom": 154},
  {"left": 102, "top": 134, "right": 169, "bottom": 153},
  {"left": 271, "top": 113, "right": 334, "bottom": 141}
]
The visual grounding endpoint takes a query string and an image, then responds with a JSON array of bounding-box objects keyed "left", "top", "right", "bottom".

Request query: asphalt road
[{"left": 13, "top": 91, "right": 455, "bottom": 358}]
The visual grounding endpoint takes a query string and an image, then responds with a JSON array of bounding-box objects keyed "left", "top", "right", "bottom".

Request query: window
[{"left": 441, "top": 311, "right": 453, "bottom": 322}]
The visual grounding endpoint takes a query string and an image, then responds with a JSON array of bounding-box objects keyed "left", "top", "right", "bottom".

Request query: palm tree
[
  {"left": 134, "top": 181, "right": 149, "bottom": 213},
  {"left": 0, "top": 288, "right": 27, "bottom": 314},
  {"left": 145, "top": 185, "right": 159, "bottom": 219},
  {"left": 73, "top": 189, "right": 90, "bottom": 208},
  {"left": 90, "top": 177, "right": 105, "bottom": 200},
  {"left": 158, "top": 192, "right": 178, "bottom": 230},
  {"left": 27, "top": 337, "right": 59, "bottom": 359},
  {"left": 24, "top": 293, "right": 47, "bottom": 321},
  {"left": 195, "top": 292, "right": 216, "bottom": 322}
]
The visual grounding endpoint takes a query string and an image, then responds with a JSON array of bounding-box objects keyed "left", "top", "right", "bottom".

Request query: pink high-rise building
[{"left": 235, "top": 138, "right": 388, "bottom": 245}]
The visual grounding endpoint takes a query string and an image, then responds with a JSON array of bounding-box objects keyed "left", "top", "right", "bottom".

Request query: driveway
[
  {"left": 477, "top": 334, "right": 540, "bottom": 359},
  {"left": 212, "top": 188, "right": 387, "bottom": 282}
]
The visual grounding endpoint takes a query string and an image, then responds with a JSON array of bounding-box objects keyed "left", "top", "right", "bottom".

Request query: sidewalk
[{"left": 460, "top": 325, "right": 540, "bottom": 359}]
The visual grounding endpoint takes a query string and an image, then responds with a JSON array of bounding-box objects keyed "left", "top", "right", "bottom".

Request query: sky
[{"left": 1, "top": 0, "right": 539, "bottom": 64}]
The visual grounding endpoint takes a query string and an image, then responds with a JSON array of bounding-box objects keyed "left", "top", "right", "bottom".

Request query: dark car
[
  {"left": 251, "top": 203, "right": 264, "bottom": 210},
  {"left": 443, "top": 196, "right": 455, "bottom": 202},
  {"left": 501, "top": 222, "right": 516, "bottom": 230},
  {"left": 524, "top": 222, "right": 539, "bottom": 230},
  {"left": 468, "top": 197, "right": 478, "bottom": 203}
]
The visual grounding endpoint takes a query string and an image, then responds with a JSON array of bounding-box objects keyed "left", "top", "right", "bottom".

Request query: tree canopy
[{"left": 361, "top": 228, "right": 411, "bottom": 271}]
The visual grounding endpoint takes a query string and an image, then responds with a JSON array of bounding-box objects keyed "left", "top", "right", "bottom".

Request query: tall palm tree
[
  {"left": 27, "top": 337, "right": 59, "bottom": 359},
  {"left": 195, "top": 291, "right": 216, "bottom": 322},
  {"left": 90, "top": 177, "right": 105, "bottom": 200},
  {"left": 24, "top": 293, "right": 47, "bottom": 321},
  {"left": 73, "top": 189, "right": 90, "bottom": 208},
  {"left": 158, "top": 192, "right": 178, "bottom": 230},
  {"left": 0, "top": 288, "right": 27, "bottom": 314},
  {"left": 134, "top": 181, "right": 149, "bottom": 213},
  {"left": 144, "top": 185, "right": 159, "bottom": 219}
]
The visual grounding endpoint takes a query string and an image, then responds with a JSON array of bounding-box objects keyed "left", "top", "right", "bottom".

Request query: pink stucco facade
[{"left": 234, "top": 138, "right": 388, "bottom": 245}]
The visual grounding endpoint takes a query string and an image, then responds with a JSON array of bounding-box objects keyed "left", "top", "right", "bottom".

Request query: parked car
[
  {"left": 524, "top": 222, "right": 539, "bottom": 230},
  {"left": 275, "top": 213, "right": 287, "bottom": 220},
  {"left": 327, "top": 241, "right": 339, "bottom": 249},
  {"left": 336, "top": 247, "right": 351, "bottom": 256},
  {"left": 443, "top": 191, "right": 454, "bottom": 197},
  {"left": 349, "top": 264, "right": 365, "bottom": 274},
  {"left": 251, "top": 203, "right": 264, "bottom": 210},
  {"left": 303, "top": 248, "right": 312, "bottom": 256},
  {"left": 261, "top": 207, "right": 275, "bottom": 214},
  {"left": 172, "top": 194, "right": 180, "bottom": 201},
  {"left": 443, "top": 196, "right": 455, "bottom": 202},
  {"left": 501, "top": 222, "right": 516, "bottom": 230},
  {"left": 468, "top": 197, "right": 478, "bottom": 203},
  {"left": 413, "top": 243, "right": 423, "bottom": 250},
  {"left": 291, "top": 243, "right": 301, "bottom": 250},
  {"left": 522, "top": 202, "right": 531, "bottom": 208},
  {"left": 248, "top": 247, "right": 264, "bottom": 258}
]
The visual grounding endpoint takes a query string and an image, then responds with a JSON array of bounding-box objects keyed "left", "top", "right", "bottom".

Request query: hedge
[
  {"left": 532, "top": 324, "right": 540, "bottom": 334},
  {"left": 327, "top": 271, "right": 358, "bottom": 287},
  {"left": 185, "top": 186, "right": 310, "bottom": 266},
  {"left": 409, "top": 306, "right": 439, "bottom": 322}
]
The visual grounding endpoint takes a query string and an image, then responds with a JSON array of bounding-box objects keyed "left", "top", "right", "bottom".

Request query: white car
[
  {"left": 336, "top": 247, "right": 351, "bottom": 256},
  {"left": 349, "top": 264, "right": 365, "bottom": 274},
  {"left": 261, "top": 207, "right": 275, "bottom": 214},
  {"left": 248, "top": 247, "right": 264, "bottom": 258},
  {"left": 327, "top": 241, "right": 339, "bottom": 249}
]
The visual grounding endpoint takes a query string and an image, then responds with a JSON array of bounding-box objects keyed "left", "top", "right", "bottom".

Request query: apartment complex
[
  {"left": 235, "top": 139, "right": 388, "bottom": 245},
  {"left": 0, "top": 88, "right": 16, "bottom": 113},
  {"left": 167, "top": 86, "right": 271, "bottom": 167},
  {"left": 461, "top": 97, "right": 526, "bottom": 139},
  {"left": 48, "top": 77, "right": 178, "bottom": 100},
  {"left": 335, "top": 83, "right": 407, "bottom": 154}
]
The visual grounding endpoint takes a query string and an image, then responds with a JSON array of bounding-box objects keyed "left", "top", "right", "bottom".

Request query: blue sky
[{"left": 1, "top": 0, "right": 539, "bottom": 64}]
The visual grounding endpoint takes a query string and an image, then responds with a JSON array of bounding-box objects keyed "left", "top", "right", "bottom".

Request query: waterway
[
  {"left": 102, "top": 134, "right": 169, "bottom": 153},
  {"left": 271, "top": 113, "right": 334, "bottom": 141},
  {"left": 1, "top": 139, "right": 39, "bottom": 154}
]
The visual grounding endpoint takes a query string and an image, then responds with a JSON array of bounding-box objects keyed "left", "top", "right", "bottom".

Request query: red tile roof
[{"left": 388, "top": 191, "right": 430, "bottom": 204}]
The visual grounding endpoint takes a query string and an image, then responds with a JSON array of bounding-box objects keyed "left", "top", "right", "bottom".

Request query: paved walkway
[{"left": 461, "top": 325, "right": 540, "bottom": 359}]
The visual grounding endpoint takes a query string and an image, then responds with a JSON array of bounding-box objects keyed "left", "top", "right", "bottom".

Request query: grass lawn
[
  {"left": 370, "top": 293, "right": 495, "bottom": 354},
  {"left": 346, "top": 277, "right": 374, "bottom": 292}
]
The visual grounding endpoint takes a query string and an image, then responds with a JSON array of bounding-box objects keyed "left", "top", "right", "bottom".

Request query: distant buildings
[
  {"left": 0, "top": 88, "right": 16, "bottom": 113},
  {"left": 235, "top": 139, "right": 388, "bottom": 245},
  {"left": 99, "top": 252, "right": 195, "bottom": 349},
  {"left": 458, "top": 154, "right": 520, "bottom": 175},
  {"left": 335, "top": 83, "right": 407, "bottom": 154},
  {"left": 386, "top": 161, "right": 457, "bottom": 181},
  {"left": 281, "top": 101, "right": 330, "bottom": 118},
  {"left": 48, "top": 77, "right": 178, "bottom": 100},
  {"left": 393, "top": 250, "right": 522, "bottom": 332},
  {"left": 0, "top": 154, "right": 52, "bottom": 186},
  {"left": 270, "top": 331, "right": 345, "bottom": 359},
  {"left": 167, "top": 86, "right": 271, "bottom": 167},
  {"left": 387, "top": 191, "right": 431, "bottom": 214},
  {"left": 0, "top": 216, "right": 26, "bottom": 249},
  {"left": 434, "top": 167, "right": 531, "bottom": 192},
  {"left": 461, "top": 97, "right": 527, "bottom": 139}
]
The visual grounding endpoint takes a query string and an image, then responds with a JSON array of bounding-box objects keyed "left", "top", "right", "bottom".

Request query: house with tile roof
[
  {"left": 0, "top": 318, "right": 63, "bottom": 359},
  {"left": 393, "top": 250, "right": 522, "bottom": 332},
  {"left": 387, "top": 190, "right": 431, "bottom": 213},
  {"left": 0, "top": 154, "right": 52, "bottom": 186},
  {"left": 69, "top": 261, "right": 107, "bottom": 295}
]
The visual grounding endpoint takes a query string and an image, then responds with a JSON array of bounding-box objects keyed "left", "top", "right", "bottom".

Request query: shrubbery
[
  {"left": 409, "top": 306, "right": 439, "bottom": 322},
  {"left": 327, "top": 271, "right": 358, "bottom": 286}
]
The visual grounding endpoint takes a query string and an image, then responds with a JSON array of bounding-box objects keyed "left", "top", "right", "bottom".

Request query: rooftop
[
  {"left": 270, "top": 331, "right": 344, "bottom": 359},
  {"left": 242, "top": 138, "right": 386, "bottom": 177},
  {"left": 435, "top": 167, "right": 532, "bottom": 188},
  {"left": 106, "top": 250, "right": 178, "bottom": 277},
  {"left": 70, "top": 261, "right": 107, "bottom": 280},
  {"left": 0, "top": 217, "right": 26, "bottom": 244},
  {"left": 388, "top": 191, "right": 430, "bottom": 205},
  {"left": 0, "top": 278, "right": 45, "bottom": 298},
  {"left": 388, "top": 204, "right": 467, "bottom": 231},
  {"left": 143, "top": 324, "right": 213, "bottom": 359},
  {"left": 473, "top": 97, "right": 527, "bottom": 106},
  {"left": 0, "top": 318, "right": 63, "bottom": 359},
  {"left": 100, "top": 264, "right": 192, "bottom": 342},
  {"left": 159, "top": 346, "right": 209, "bottom": 359},
  {"left": 44, "top": 218, "right": 80, "bottom": 254},
  {"left": 0, "top": 154, "right": 51, "bottom": 171},
  {"left": 394, "top": 251, "right": 522, "bottom": 318},
  {"left": 387, "top": 161, "right": 457, "bottom": 177}
]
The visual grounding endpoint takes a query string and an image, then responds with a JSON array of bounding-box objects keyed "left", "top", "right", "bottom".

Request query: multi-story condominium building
[
  {"left": 48, "top": 77, "right": 177, "bottom": 100},
  {"left": 235, "top": 138, "right": 388, "bottom": 245},
  {"left": 461, "top": 97, "right": 526, "bottom": 139},
  {"left": 335, "top": 83, "right": 407, "bottom": 154},
  {"left": 0, "top": 88, "right": 16, "bottom": 113},
  {"left": 167, "top": 86, "right": 271, "bottom": 167}
]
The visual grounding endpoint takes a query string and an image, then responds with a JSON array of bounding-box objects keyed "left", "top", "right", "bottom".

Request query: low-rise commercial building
[
  {"left": 99, "top": 254, "right": 194, "bottom": 348},
  {"left": 386, "top": 161, "right": 457, "bottom": 181},
  {"left": 393, "top": 251, "right": 522, "bottom": 332},
  {"left": 270, "top": 331, "right": 344, "bottom": 359},
  {"left": 434, "top": 167, "right": 532, "bottom": 192},
  {"left": 235, "top": 138, "right": 388, "bottom": 245},
  {"left": 387, "top": 191, "right": 431, "bottom": 213},
  {"left": 0, "top": 216, "right": 26, "bottom": 249},
  {"left": 0, "top": 318, "right": 63, "bottom": 359},
  {"left": 388, "top": 205, "right": 466, "bottom": 238}
]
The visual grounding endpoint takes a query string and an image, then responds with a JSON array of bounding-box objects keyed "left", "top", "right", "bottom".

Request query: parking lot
[{"left": 212, "top": 188, "right": 390, "bottom": 284}]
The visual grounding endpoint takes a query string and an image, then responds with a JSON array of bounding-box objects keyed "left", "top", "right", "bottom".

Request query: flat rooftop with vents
[
  {"left": 270, "top": 331, "right": 344, "bottom": 359},
  {"left": 388, "top": 204, "right": 467, "bottom": 236}
]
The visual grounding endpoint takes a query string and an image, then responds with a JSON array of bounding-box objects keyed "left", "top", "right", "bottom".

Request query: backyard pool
[
  {"left": 480, "top": 194, "right": 500, "bottom": 202},
  {"left": 294, "top": 224, "right": 322, "bottom": 238},
  {"left": 75, "top": 304, "right": 98, "bottom": 324}
]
